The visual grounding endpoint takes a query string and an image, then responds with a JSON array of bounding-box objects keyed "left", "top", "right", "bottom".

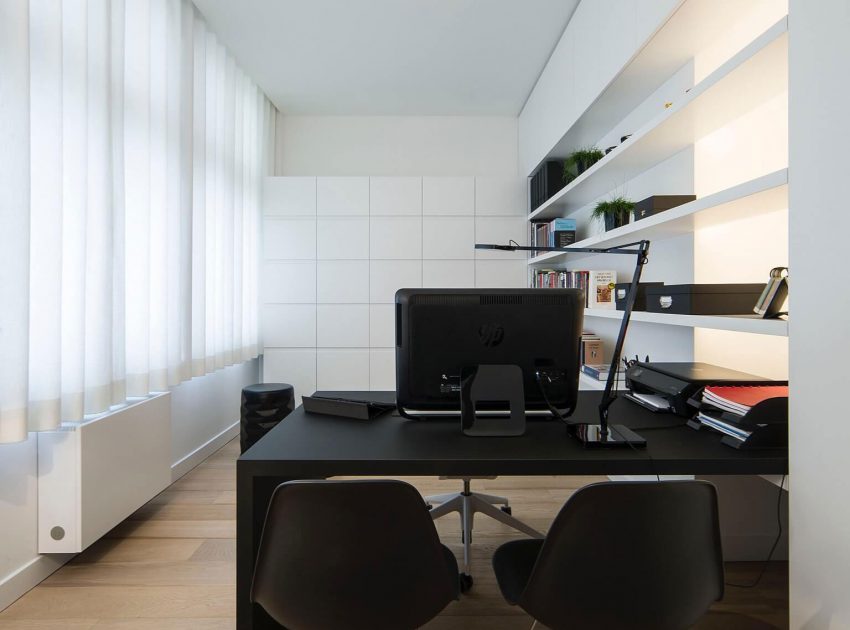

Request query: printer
[{"left": 624, "top": 362, "right": 775, "bottom": 417}]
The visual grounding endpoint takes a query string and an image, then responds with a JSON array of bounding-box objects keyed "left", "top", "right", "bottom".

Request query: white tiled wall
[{"left": 261, "top": 175, "right": 526, "bottom": 397}]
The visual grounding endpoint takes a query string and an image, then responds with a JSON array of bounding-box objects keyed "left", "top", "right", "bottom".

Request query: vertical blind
[{"left": 0, "top": 0, "right": 275, "bottom": 444}]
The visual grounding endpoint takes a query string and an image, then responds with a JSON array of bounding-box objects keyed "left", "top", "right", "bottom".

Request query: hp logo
[{"left": 478, "top": 323, "right": 505, "bottom": 347}]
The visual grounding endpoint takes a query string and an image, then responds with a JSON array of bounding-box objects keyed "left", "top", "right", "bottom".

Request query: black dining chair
[
  {"left": 250, "top": 479, "right": 460, "bottom": 629},
  {"left": 492, "top": 480, "right": 724, "bottom": 630}
]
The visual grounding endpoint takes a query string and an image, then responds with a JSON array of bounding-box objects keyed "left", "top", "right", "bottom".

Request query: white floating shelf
[
  {"left": 528, "top": 17, "right": 788, "bottom": 221},
  {"left": 584, "top": 308, "right": 788, "bottom": 337},
  {"left": 579, "top": 372, "right": 626, "bottom": 392},
  {"left": 528, "top": 169, "right": 788, "bottom": 266},
  {"left": 579, "top": 372, "right": 606, "bottom": 391},
  {"left": 541, "top": 0, "right": 780, "bottom": 172}
]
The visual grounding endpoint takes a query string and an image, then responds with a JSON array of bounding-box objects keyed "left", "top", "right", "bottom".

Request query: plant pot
[
  {"left": 576, "top": 155, "right": 602, "bottom": 175},
  {"left": 604, "top": 210, "right": 630, "bottom": 231},
  {"left": 564, "top": 154, "right": 603, "bottom": 185}
]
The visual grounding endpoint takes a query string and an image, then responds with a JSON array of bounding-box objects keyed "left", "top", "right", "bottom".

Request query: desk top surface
[{"left": 239, "top": 391, "right": 788, "bottom": 477}]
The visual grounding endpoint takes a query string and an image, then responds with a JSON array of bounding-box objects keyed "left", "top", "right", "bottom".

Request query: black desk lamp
[{"left": 474, "top": 239, "right": 651, "bottom": 448}]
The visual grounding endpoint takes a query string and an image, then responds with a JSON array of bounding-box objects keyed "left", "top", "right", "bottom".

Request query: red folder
[{"left": 703, "top": 385, "right": 788, "bottom": 413}]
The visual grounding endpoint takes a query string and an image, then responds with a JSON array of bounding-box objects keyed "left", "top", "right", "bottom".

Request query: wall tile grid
[{"left": 261, "top": 175, "right": 527, "bottom": 397}]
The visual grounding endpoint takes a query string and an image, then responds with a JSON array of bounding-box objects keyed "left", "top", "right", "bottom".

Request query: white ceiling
[{"left": 192, "top": 0, "right": 580, "bottom": 116}]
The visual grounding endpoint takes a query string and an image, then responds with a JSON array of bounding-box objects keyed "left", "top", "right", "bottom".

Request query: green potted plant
[
  {"left": 592, "top": 196, "right": 635, "bottom": 231},
  {"left": 563, "top": 147, "right": 605, "bottom": 184}
]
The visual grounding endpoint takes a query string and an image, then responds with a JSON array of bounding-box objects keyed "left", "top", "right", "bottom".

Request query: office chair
[
  {"left": 426, "top": 477, "right": 543, "bottom": 587},
  {"left": 251, "top": 479, "right": 460, "bottom": 630},
  {"left": 492, "top": 480, "right": 724, "bottom": 630}
]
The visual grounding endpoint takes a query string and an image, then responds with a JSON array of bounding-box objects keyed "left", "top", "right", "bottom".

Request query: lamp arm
[{"left": 597, "top": 240, "right": 650, "bottom": 434}]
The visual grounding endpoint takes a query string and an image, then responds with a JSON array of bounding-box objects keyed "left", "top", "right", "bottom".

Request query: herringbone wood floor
[{"left": 0, "top": 438, "right": 788, "bottom": 629}]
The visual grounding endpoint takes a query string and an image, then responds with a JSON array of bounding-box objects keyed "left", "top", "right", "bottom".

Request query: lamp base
[{"left": 569, "top": 423, "right": 647, "bottom": 448}]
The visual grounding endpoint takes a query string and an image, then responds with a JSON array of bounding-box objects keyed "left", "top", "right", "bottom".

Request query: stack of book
[
  {"left": 580, "top": 331, "right": 603, "bottom": 365},
  {"left": 531, "top": 269, "right": 589, "bottom": 291},
  {"left": 530, "top": 269, "right": 616, "bottom": 309},
  {"left": 531, "top": 218, "right": 576, "bottom": 248},
  {"left": 579, "top": 332, "right": 624, "bottom": 385},
  {"left": 695, "top": 385, "right": 789, "bottom": 442}
]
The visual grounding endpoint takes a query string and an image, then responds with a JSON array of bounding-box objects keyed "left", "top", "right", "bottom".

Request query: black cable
[
  {"left": 607, "top": 360, "right": 661, "bottom": 481},
  {"left": 534, "top": 371, "right": 577, "bottom": 426},
  {"left": 610, "top": 417, "right": 661, "bottom": 482},
  {"left": 725, "top": 474, "right": 786, "bottom": 588}
]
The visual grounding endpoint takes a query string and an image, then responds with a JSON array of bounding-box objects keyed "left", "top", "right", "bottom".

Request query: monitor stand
[{"left": 460, "top": 364, "right": 526, "bottom": 437}]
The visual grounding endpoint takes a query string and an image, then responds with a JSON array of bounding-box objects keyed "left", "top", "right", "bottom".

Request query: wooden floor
[{"left": 0, "top": 438, "right": 788, "bottom": 629}]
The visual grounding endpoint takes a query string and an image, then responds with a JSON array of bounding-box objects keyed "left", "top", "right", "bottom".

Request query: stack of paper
[
  {"left": 696, "top": 412, "right": 752, "bottom": 440},
  {"left": 696, "top": 384, "right": 788, "bottom": 442},
  {"left": 702, "top": 385, "right": 788, "bottom": 416}
]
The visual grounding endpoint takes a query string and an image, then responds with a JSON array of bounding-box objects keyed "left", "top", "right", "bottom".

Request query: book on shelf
[
  {"left": 588, "top": 270, "right": 617, "bottom": 309},
  {"left": 581, "top": 334, "right": 604, "bottom": 365},
  {"left": 581, "top": 363, "right": 626, "bottom": 381},
  {"left": 531, "top": 217, "right": 577, "bottom": 249},
  {"left": 530, "top": 269, "right": 589, "bottom": 292},
  {"left": 531, "top": 269, "right": 615, "bottom": 310}
]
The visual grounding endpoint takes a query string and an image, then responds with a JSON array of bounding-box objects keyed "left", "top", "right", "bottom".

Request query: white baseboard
[
  {"left": 171, "top": 420, "right": 239, "bottom": 482},
  {"left": 0, "top": 553, "right": 74, "bottom": 612}
]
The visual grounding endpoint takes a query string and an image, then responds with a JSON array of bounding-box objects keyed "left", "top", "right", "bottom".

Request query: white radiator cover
[{"left": 37, "top": 393, "right": 172, "bottom": 553}]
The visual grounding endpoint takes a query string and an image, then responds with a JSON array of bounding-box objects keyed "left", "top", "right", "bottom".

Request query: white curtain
[{"left": 0, "top": 0, "right": 275, "bottom": 444}]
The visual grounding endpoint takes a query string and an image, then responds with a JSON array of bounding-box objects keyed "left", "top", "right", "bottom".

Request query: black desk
[{"left": 237, "top": 391, "right": 787, "bottom": 629}]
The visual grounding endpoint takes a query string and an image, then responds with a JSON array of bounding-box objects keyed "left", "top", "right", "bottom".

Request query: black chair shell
[
  {"left": 493, "top": 480, "right": 724, "bottom": 630},
  {"left": 251, "top": 479, "right": 459, "bottom": 630}
]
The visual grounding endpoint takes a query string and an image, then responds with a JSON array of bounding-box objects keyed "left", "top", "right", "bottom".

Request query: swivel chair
[
  {"left": 427, "top": 476, "right": 544, "bottom": 588},
  {"left": 251, "top": 479, "right": 460, "bottom": 629},
  {"left": 492, "top": 480, "right": 724, "bottom": 630}
]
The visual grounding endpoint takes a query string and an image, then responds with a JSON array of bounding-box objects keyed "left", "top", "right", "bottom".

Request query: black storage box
[
  {"left": 645, "top": 283, "right": 766, "bottom": 316},
  {"left": 530, "top": 160, "right": 565, "bottom": 211},
  {"left": 615, "top": 282, "right": 664, "bottom": 311},
  {"left": 634, "top": 195, "right": 696, "bottom": 221}
]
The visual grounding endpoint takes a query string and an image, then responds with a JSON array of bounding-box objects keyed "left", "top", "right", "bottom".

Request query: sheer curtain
[{"left": 0, "top": 0, "right": 274, "bottom": 444}]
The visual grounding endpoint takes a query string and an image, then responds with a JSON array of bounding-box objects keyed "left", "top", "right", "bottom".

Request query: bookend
[
  {"left": 459, "top": 364, "right": 526, "bottom": 437},
  {"left": 689, "top": 396, "right": 788, "bottom": 450}
]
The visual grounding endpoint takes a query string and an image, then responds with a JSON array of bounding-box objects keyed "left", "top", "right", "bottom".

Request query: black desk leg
[{"left": 236, "top": 466, "right": 292, "bottom": 630}]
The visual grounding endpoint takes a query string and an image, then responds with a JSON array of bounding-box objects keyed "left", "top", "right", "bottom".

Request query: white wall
[
  {"left": 0, "top": 439, "right": 69, "bottom": 612},
  {"left": 275, "top": 114, "right": 518, "bottom": 176},
  {"left": 0, "top": 358, "right": 258, "bottom": 611},
  {"left": 788, "top": 0, "right": 850, "bottom": 626},
  {"left": 518, "top": 0, "right": 681, "bottom": 176},
  {"left": 170, "top": 359, "right": 259, "bottom": 478}
]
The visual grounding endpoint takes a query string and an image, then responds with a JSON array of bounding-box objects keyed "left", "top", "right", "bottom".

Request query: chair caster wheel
[
  {"left": 460, "top": 573, "right": 473, "bottom": 593},
  {"left": 425, "top": 503, "right": 433, "bottom": 510},
  {"left": 501, "top": 506, "right": 512, "bottom": 515}
]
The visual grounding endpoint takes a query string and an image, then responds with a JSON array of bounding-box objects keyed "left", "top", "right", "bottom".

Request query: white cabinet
[
  {"left": 317, "top": 217, "right": 369, "bottom": 260},
  {"left": 475, "top": 176, "right": 526, "bottom": 216},
  {"left": 423, "top": 217, "right": 475, "bottom": 259},
  {"left": 317, "top": 305, "right": 369, "bottom": 347},
  {"left": 317, "top": 177, "right": 369, "bottom": 215},
  {"left": 370, "top": 177, "right": 422, "bottom": 215},
  {"left": 263, "top": 176, "right": 316, "bottom": 216},
  {"left": 423, "top": 176, "right": 474, "bottom": 215},
  {"left": 370, "top": 217, "right": 423, "bottom": 259},
  {"left": 262, "top": 304, "right": 316, "bottom": 347},
  {"left": 263, "top": 218, "right": 316, "bottom": 260},
  {"left": 317, "top": 350, "right": 370, "bottom": 390}
]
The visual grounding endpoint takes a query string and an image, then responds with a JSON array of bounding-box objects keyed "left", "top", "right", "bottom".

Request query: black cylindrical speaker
[{"left": 240, "top": 383, "right": 295, "bottom": 453}]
